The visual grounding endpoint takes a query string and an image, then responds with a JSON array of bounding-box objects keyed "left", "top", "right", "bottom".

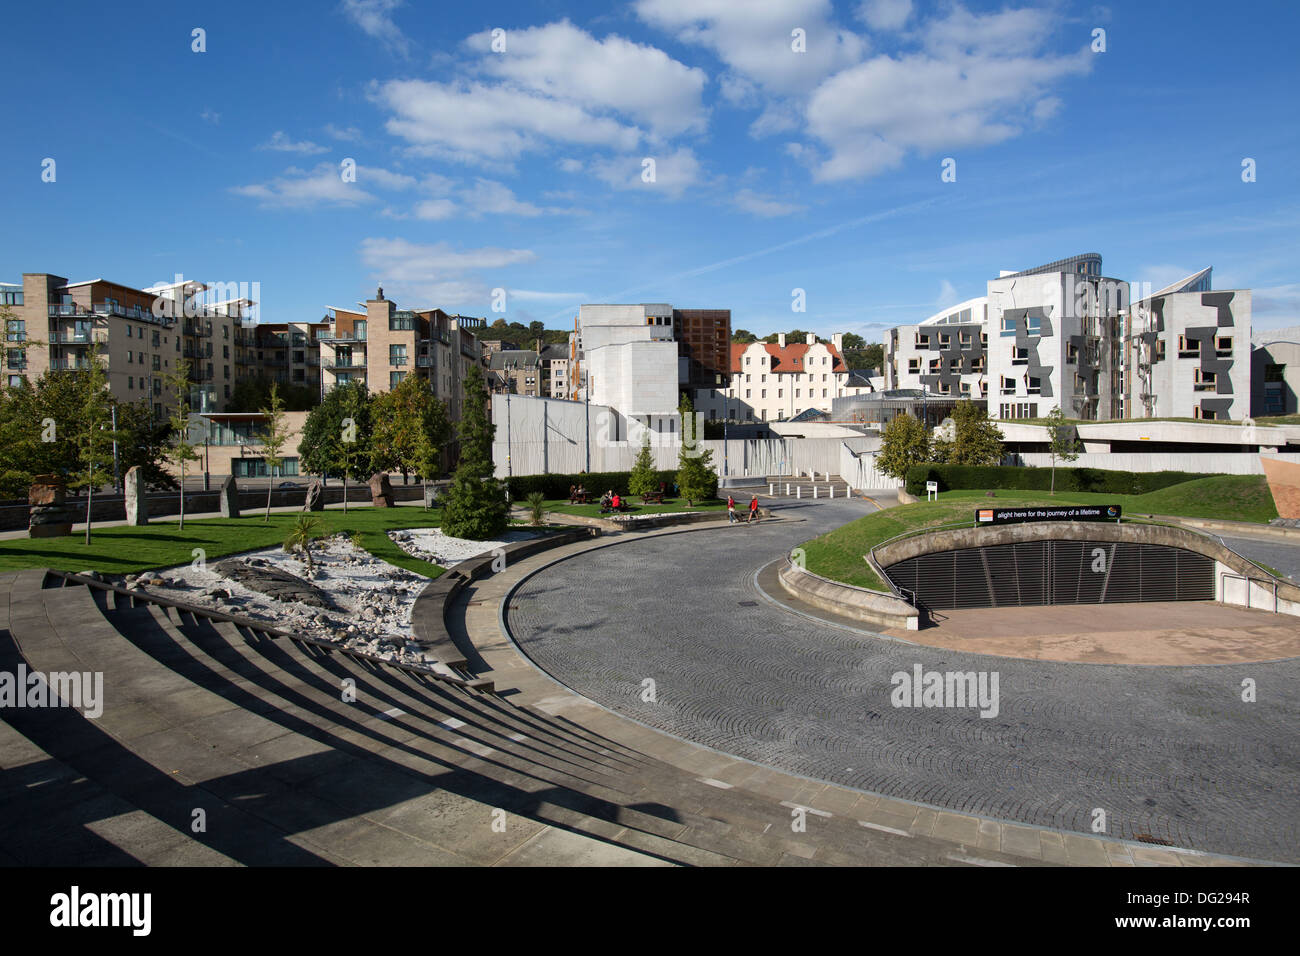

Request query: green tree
[
  {"left": 441, "top": 365, "right": 508, "bottom": 540},
  {"left": 676, "top": 392, "right": 717, "bottom": 505},
  {"left": 841, "top": 332, "right": 866, "bottom": 350},
  {"left": 67, "top": 344, "right": 121, "bottom": 544},
  {"left": 258, "top": 382, "right": 291, "bottom": 523},
  {"left": 160, "top": 359, "right": 201, "bottom": 531},
  {"left": 115, "top": 401, "right": 178, "bottom": 491},
  {"left": 299, "top": 381, "right": 373, "bottom": 483},
  {"left": 1044, "top": 405, "right": 1080, "bottom": 495},
  {"left": 877, "top": 412, "right": 932, "bottom": 481},
  {"left": 628, "top": 431, "right": 658, "bottom": 497},
  {"left": 844, "top": 342, "right": 883, "bottom": 373},
  {"left": 732, "top": 329, "right": 757, "bottom": 344},
  {"left": 413, "top": 396, "right": 451, "bottom": 510},
  {"left": 372, "top": 374, "right": 448, "bottom": 484},
  {"left": 933, "top": 401, "right": 1003, "bottom": 466},
  {"left": 228, "top": 375, "right": 317, "bottom": 412}
]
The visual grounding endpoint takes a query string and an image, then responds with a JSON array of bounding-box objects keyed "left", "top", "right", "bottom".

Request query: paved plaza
[{"left": 505, "top": 498, "right": 1300, "bottom": 863}]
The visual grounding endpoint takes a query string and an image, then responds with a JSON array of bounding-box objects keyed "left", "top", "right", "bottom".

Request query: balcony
[
  {"left": 325, "top": 359, "right": 365, "bottom": 370},
  {"left": 50, "top": 331, "right": 95, "bottom": 344},
  {"left": 416, "top": 355, "right": 433, "bottom": 367},
  {"left": 182, "top": 322, "right": 211, "bottom": 337}
]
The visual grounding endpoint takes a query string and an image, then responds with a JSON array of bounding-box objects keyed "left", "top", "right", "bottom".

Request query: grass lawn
[
  {"left": 802, "top": 475, "right": 1278, "bottom": 592},
  {"left": 541, "top": 497, "right": 728, "bottom": 519},
  {"left": 0, "top": 507, "right": 450, "bottom": 578}
]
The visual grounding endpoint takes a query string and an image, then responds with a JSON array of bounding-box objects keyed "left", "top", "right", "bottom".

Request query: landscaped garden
[
  {"left": 0, "top": 506, "right": 450, "bottom": 577},
  {"left": 802, "top": 474, "right": 1279, "bottom": 592},
  {"left": 541, "top": 497, "right": 728, "bottom": 518}
]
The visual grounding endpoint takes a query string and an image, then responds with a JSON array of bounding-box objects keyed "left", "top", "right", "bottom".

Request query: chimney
[
  {"left": 376, "top": 286, "right": 384, "bottom": 300},
  {"left": 806, "top": 333, "right": 815, "bottom": 345},
  {"left": 832, "top": 332, "right": 844, "bottom": 351},
  {"left": 778, "top": 333, "right": 786, "bottom": 349}
]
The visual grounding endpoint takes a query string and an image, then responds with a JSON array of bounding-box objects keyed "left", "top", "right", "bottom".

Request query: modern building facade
[
  {"left": 881, "top": 254, "right": 1259, "bottom": 422},
  {"left": 1252, "top": 325, "right": 1300, "bottom": 417},
  {"left": 1123, "top": 268, "right": 1251, "bottom": 421}
]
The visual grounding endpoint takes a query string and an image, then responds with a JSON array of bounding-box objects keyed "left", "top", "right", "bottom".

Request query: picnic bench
[
  {"left": 569, "top": 491, "right": 592, "bottom": 504},
  {"left": 640, "top": 491, "right": 665, "bottom": 504}
]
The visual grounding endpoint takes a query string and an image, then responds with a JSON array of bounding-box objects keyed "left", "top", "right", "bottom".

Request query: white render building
[
  {"left": 694, "top": 333, "right": 875, "bottom": 423},
  {"left": 1122, "top": 267, "right": 1252, "bottom": 421}
]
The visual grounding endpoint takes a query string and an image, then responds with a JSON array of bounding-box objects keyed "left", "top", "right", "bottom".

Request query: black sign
[{"left": 975, "top": 504, "right": 1121, "bottom": 525}]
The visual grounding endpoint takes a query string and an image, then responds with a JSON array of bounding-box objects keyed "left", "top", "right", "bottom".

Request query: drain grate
[{"left": 738, "top": 600, "right": 759, "bottom": 607}]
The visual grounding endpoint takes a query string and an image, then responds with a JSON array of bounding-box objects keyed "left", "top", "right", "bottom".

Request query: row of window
[
  {"left": 744, "top": 354, "right": 835, "bottom": 367},
  {"left": 916, "top": 331, "right": 986, "bottom": 349},
  {"left": 739, "top": 372, "right": 836, "bottom": 383}
]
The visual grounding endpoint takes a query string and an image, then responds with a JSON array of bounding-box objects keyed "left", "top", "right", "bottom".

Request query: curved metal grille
[{"left": 882, "top": 539, "right": 1214, "bottom": 610}]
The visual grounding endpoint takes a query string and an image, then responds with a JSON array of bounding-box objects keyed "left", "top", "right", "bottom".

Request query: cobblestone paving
[{"left": 507, "top": 500, "right": 1300, "bottom": 862}]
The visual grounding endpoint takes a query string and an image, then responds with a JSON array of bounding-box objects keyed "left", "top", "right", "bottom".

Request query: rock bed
[
  {"left": 386, "top": 527, "right": 543, "bottom": 566},
  {"left": 107, "top": 534, "right": 447, "bottom": 672}
]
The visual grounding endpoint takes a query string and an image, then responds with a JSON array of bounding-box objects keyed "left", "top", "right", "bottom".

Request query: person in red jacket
[
  {"left": 611, "top": 492, "right": 621, "bottom": 511},
  {"left": 747, "top": 495, "right": 760, "bottom": 523}
]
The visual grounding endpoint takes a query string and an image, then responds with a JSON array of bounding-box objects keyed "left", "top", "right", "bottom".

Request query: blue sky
[{"left": 2, "top": 0, "right": 1298, "bottom": 337}]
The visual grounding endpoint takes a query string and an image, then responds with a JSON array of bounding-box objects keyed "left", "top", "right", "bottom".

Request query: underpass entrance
[{"left": 882, "top": 539, "right": 1214, "bottom": 611}]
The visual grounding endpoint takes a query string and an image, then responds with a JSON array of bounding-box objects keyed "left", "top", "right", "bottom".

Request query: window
[
  {"left": 1012, "top": 347, "right": 1029, "bottom": 366},
  {"left": 353, "top": 320, "right": 367, "bottom": 340},
  {"left": 1178, "top": 334, "right": 1198, "bottom": 357},
  {"left": 960, "top": 382, "right": 971, "bottom": 396},
  {"left": 390, "top": 313, "right": 415, "bottom": 331},
  {"left": 1066, "top": 344, "right": 1078, "bottom": 363},
  {"left": 822, "top": 389, "right": 827, "bottom": 397},
  {"left": 224, "top": 365, "right": 230, "bottom": 379},
  {"left": 127, "top": 351, "right": 133, "bottom": 364},
  {"left": 777, "top": 389, "right": 783, "bottom": 398},
  {"left": 959, "top": 332, "right": 971, "bottom": 346},
  {"left": 390, "top": 371, "right": 407, "bottom": 388},
  {"left": 125, "top": 326, "right": 132, "bottom": 339},
  {"left": 1216, "top": 336, "right": 1232, "bottom": 355},
  {"left": 1025, "top": 316, "right": 1041, "bottom": 335},
  {"left": 1026, "top": 376, "right": 1042, "bottom": 395},
  {"left": 916, "top": 333, "right": 930, "bottom": 348},
  {"left": 1155, "top": 339, "right": 1166, "bottom": 362},
  {"left": 908, "top": 358, "right": 920, "bottom": 373},
  {"left": 390, "top": 344, "right": 408, "bottom": 366},
  {"left": 938, "top": 333, "right": 951, "bottom": 348},
  {"left": 761, "top": 389, "right": 766, "bottom": 398},
  {"left": 794, "top": 389, "right": 800, "bottom": 398},
  {"left": 1000, "top": 376, "right": 1015, "bottom": 395},
  {"left": 745, "top": 389, "right": 751, "bottom": 399},
  {"left": 1001, "top": 317, "right": 1016, "bottom": 336},
  {"left": 1194, "top": 369, "right": 1217, "bottom": 392},
  {"left": 1194, "top": 406, "right": 1217, "bottom": 420},
  {"left": 152, "top": 355, "right": 160, "bottom": 371},
  {"left": 128, "top": 376, "right": 133, "bottom": 390},
  {"left": 929, "top": 358, "right": 941, "bottom": 373},
  {"left": 152, "top": 331, "right": 160, "bottom": 347},
  {"left": 938, "top": 381, "right": 951, "bottom": 395}
]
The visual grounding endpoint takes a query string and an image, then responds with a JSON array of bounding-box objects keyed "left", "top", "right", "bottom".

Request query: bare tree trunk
[
  {"left": 179, "top": 466, "right": 186, "bottom": 530},
  {"left": 84, "top": 483, "right": 93, "bottom": 545},
  {"left": 265, "top": 478, "right": 273, "bottom": 523}
]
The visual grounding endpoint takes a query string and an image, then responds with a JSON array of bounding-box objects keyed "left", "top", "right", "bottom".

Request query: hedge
[
  {"left": 904, "top": 464, "right": 1215, "bottom": 497},
  {"left": 505, "top": 470, "right": 681, "bottom": 500}
]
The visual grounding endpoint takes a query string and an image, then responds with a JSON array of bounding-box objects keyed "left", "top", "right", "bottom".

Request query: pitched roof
[{"left": 730, "top": 341, "right": 846, "bottom": 373}]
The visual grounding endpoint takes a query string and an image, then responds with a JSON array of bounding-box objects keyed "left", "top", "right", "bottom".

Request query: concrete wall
[
  {"left": 840, "top": 441, "right": 900, "bottom": 490},
  {"left": 1012, "top": 451, "right": 1300, "bottom": 475},
  {"left": 490, "top": 394, "right": 875, "bottom": 479}
]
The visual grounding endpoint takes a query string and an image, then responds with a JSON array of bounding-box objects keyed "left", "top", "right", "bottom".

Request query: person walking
[
  {"left": 727, "top": 494, "right": 737, "bottom": 523},
  {"left": 747, "top": 495, "right": 760, "bottom": 523}
]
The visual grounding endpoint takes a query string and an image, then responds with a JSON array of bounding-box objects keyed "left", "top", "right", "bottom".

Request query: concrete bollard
[
  {"left": 813, "top": 485, "right": 819, "bottom": 499},
  {"left": 797, "top": 486, "right": 802, "bottom": 499},
  {"left": 769, "top": 483, "right": 774, "bottom": 495},
  {"left": 786, "top": 483, "right": 790, "bottom": 495}
]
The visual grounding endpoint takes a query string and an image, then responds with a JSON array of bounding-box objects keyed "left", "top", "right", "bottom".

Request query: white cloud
[
  {"left": 325, "top": 123, "right": 363, "bottom": 141},
  {"left": 412, "top": 199, "right": 458, "bottom": 220},
  {"left": 340, "top": 0, "right": 410, "bottom": 57},
  {"left": 466, "top": 20, "right": 707, "bottom": 139},
  {"left": 635, "top": 0, "right": 867, "bottom": 96},
  {"left": 358, "top": 237, "right": 538, "bottom": 310},
  {"left": 375, "top": 79, "right": 641, "bottom": 163},
  {"left": 358, "top": 166, "right": 417, "bottom": 190},
  {"left": 857, "top": 0, "right": 912, "bottom": 32},
  {"left": 258, "top": 131, "right": 330, "bottom": 155},
  {"left": 803, "top": 5, "right": 1091, "bottom": 181},
  {"left": 731, "top": 189, "right": 804, "bottom": 218},
  {"left": 1252, "top": 284, "right": 1300, "bottom": 329},
  {"left": 231, "top": 164, "right": 374, "bottom": 208},
  {"left": 937, "top": 279, "right": 959, "bottom": 306},
  {"left": 590, "top": 147, "right": 703, "bottom": 198},
  {"left": 200, "top": 108, "right": 220, "bottom": 125},
  {"left": 557, "top": 158, "right": 584, "bottom": 173}
]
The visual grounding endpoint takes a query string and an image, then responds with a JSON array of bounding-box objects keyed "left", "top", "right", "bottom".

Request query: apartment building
[
  {"left": 236, "top": 318, "right": 330, "bottom": 396},
  {"left": 486, "top": 349, "right": 541, "bottom": 397},
  {"left": 5, "top": 272, "right": 248, "bottom": 417},
  {"left": 695, "top": 333, "right": 868, "bottom": 423},
  {"left": 319, "top": 288, "right": 484, "bottom": 421},
  {"left": 539, "top": 344, "right": 569, "bottom": 399},
  {"left": 1123, "top": 268, "right": 1251, "bottom": 421}
]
